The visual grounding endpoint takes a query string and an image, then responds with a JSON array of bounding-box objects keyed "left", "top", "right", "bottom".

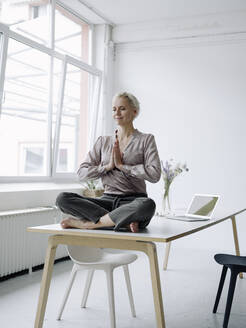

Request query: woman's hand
[
  {"left": 105, "top": 148, "right": 115, "bottom": 172},
  {"left": 105, "top": 130, "right": 123, "bottom": 171},
  {"left": 114, "top": 136, "right": 123, "bottom": 169}
]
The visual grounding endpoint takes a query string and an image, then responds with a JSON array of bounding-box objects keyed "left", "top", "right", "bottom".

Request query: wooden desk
[{"left": 28, "top": 207, "right": 246, "bottom": 328}]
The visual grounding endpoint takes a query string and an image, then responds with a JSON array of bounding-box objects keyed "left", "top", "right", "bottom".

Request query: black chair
[{"left": 213, "top": 253, "right": 246, "bottom": 328}]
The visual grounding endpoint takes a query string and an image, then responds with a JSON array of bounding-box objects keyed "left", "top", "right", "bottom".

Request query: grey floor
[{"left": 0, "top": 246, "right": 246, "bottom": 328}]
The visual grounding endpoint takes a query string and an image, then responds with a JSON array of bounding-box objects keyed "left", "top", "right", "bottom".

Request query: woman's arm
[
  {"left": 117, "top": 134, "right": 161, "bottom": 183},
  {"left": 77, "top": 136, "right": 109, "bottom": 182}
]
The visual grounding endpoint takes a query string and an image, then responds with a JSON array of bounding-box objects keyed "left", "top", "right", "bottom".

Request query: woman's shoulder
[
  {"left": 95, "top": 135, "right": 113, "bottom": 146},
  {"left": 136, "top": 130, "right": 155, "bottom": 140}
]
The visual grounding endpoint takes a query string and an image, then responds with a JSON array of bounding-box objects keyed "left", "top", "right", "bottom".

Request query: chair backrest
[{"left": 67, "top": 245, "right": 104, "bottom": 263}]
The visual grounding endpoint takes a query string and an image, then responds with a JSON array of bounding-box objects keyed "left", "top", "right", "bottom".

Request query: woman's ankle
[{"left": 99, "top": 214, "right": 115, "bottom": 228}]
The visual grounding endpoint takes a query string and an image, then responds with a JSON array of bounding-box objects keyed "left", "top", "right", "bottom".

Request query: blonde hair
[{"left": 113, "top": 92, "right": 140, "bottom": 117}]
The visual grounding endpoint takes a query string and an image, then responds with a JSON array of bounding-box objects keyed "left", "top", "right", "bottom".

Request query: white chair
[{"left": 57, "top": 245, "right": 137, "bottom": 328}]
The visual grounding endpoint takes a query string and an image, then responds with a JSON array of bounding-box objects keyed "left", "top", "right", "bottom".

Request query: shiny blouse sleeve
[
  {"left": 77, "top": 136, "right": 107, "bottom": 182},
  {"left": 120, "top": 134, "right": 161, "bottom": 183}
]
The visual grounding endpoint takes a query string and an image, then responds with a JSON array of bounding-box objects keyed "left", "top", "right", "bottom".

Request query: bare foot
[
  {"left": 129, "top": 222, "right": 139, "bottom": 233},
  {"left": 60, "top": 216, "right": 138, "bottom": 232},
  {"left": 60, "top": 217, "right": 96, "bottom": 229}
]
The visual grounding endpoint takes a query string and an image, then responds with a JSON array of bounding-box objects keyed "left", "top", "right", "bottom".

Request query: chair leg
[
  {"left": 213, "top": 266, "right": 228, "bottom": 313},
  {"left": 223, "top": 270, "right": 238, "bottom": 328},
  {"left": 105, "top": 268, "right": 116, "bottom": 328},
  {"left": 81, "top": 269, "right": 94, "bottom": 308},
  {"left": 123, "top": 265, "right": 136, "bottom": 317},
  {"left": 57, "top": 264, "right": 78, "bottom": 320}
]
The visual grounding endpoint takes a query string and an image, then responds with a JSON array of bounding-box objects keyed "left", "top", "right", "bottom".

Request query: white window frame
[{"left": 0, "top": 1, "right": 102, "bottom": 183}]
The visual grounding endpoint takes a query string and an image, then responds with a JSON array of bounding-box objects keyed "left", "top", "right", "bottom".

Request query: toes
[
  {"left": 60, "top": 220, "right": 69, "bottom": 229},
  {"left": 60, "top": 218, "right": 73, "bottom": 229},
  {"left": 130, "top": 222, "right": 139, "bottom": 233}
]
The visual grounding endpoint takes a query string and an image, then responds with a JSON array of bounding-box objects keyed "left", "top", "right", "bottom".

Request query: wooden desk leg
[
  {"left": 146, "top": 242, "right": 166, "bottom": 328},
  {"left": 34, "top": 236, "right": 58, "bottom": 328},
  {"left": 163, "top": 242, "right": 171, "bottom": 270},
  {"left": 231, "top": 216, "right": 243, "bottom": 279}
]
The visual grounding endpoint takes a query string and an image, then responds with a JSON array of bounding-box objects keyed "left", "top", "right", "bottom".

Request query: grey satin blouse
[{"left": 77, "top": 129, "right": 161, "bottom": 194}]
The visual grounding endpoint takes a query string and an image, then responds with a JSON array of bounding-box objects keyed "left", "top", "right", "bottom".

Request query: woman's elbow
[
  {"left": 150, "top": 176, "right": 161, "bottom": 183},
  {"left": 77, "top": 167, "right": 88, "bottom": 182},
  {"left": 148, "top": 172, "right": 161, "bottom": 183}
]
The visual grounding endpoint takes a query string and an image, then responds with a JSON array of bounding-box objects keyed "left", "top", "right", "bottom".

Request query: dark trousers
[{"left": 56, "top": 192, "right": 156, "bottom": 231}]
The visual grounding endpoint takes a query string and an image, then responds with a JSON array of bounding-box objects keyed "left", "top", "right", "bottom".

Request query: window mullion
[
  {"left": 94, "top": 74, "right": 102, "bottom": 140},
  {"left": 50, "top": 0, "right": 56, "bottom": 48},
  {"left": 0, "top": 29, "right": 9, "bottom": 117},
  {"left": 47, "top": 57, "right": 54, "bottom": 176},
  {"left": 52, "top": 57, "right": 67, "bottom": 176},
  {"left": 66, "top": 54, "right": 101, "bottom": 76},
  {"left": 46, "top": 0, "right": 56, "bottom": 176},
  {"left": 88, "top": 75, "right": 102, "bottom": 148}
]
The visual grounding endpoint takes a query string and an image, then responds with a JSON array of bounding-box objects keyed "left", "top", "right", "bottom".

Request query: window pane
[
  {"left": 0, "top": 38, "right": 50, "bottom": 176},
  {"left": 56, "top": 64, "right": 90, "bottom": 173},
  {"left": 19, "top": 144, "right": 45, "bottom": 175},
  {"left": 25, "top": 147, "right": 44, "bottom": 173},
  {"left": 0, "top": 0, "right": 50, "bottom": 46},
  {"left": 57, "top": 147, "right": 68, "bottom": 171},
  {"left": 55, "top": 5, "right": 89, "bottom": 63}
]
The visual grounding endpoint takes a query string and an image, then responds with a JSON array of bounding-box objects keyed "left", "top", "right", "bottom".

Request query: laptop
[{"left": 166, "top": 194, "right": 220, "bottom": 221}]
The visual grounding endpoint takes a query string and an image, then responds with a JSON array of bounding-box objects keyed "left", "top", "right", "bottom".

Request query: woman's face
[{"left": 112, "top": 97, "right": 137, "bottom": 126}]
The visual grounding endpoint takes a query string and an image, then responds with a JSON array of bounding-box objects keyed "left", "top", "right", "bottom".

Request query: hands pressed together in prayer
[{"left": 106, "top": 130, "right": 123, "bottom": 172}]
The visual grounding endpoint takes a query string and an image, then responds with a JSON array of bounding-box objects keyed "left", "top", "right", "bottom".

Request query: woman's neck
[{"left": 116, "top": 125, "right": 135, "bottom": 139}]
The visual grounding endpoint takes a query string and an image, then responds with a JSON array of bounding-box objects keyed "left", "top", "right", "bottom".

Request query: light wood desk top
[{"left": 27, "top": 207, "right": 246, "bottom": 243}]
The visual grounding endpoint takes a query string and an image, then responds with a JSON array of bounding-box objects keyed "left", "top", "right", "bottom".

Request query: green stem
[{"left": 164, "top": 183, "right": 170, "bottom": 198}]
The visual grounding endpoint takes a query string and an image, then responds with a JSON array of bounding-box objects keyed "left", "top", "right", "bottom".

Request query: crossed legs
[{"left": 56, "top": 193, "right": 143, "bottom": 233}]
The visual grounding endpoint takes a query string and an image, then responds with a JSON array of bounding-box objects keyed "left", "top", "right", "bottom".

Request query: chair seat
[
  {"left": 214, "top": 253, "right": 246, "bottom": 271},
  {"left": 73, "top": 252, "right": 138, "bottom": 268}
]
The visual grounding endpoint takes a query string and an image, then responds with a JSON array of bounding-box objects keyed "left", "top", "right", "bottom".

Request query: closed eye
[{"left": 112, "top": 107, "right": 126, "bottom": 111}]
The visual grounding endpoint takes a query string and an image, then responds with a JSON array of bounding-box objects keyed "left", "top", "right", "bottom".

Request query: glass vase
[{"left": 162, "top": 187, "right": 171, "bottom": 215}]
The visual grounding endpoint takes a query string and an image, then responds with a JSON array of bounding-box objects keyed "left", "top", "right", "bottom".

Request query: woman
[{"left": 56, "top": 92, "right": 161, "bottom": 233}]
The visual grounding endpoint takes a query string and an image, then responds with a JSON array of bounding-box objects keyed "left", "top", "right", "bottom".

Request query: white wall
[{"left": 112, "top": 17, "right": 246, "bottom": 252}]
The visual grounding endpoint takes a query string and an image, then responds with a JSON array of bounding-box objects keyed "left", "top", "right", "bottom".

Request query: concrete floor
[{"left": 0, "top": 246, "right": 246, "bottom": 328}]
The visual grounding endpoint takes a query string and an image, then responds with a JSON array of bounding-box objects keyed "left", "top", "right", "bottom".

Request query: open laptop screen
[{"left": 187, "top": 194, "right": 219, "bottom": 219}]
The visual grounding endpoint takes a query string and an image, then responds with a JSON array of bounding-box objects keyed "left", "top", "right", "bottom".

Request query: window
[
  {"left": 0, "top": 1, "right": 102, "bottom": 181},
  {"left": 0, "top": 0, "right": 50, "bottom": 46},
  {"left": 55, "top": 4, "right": 90, "bottom": 63},
  {"left": 18, "top": 142, "right": 73, "bottom": 175},
  {"left": 54, "top": 64, "right": 90, "bottom": 174},
  {"left": 0, "top": 38, "right": 51, "bottom": 176}
]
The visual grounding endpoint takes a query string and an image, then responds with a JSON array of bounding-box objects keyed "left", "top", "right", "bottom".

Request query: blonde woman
[{"left": 56, "top": 92, "right": 161, "bottom": 233}]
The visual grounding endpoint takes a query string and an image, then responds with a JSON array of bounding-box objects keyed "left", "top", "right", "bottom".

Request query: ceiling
[{"left": 71, "top": 0, "right": 246, "bottom": 25}]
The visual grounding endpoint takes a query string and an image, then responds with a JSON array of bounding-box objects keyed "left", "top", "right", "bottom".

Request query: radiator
[{"left": 0, "top": 207, "right": 68, "bottom": 277}]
